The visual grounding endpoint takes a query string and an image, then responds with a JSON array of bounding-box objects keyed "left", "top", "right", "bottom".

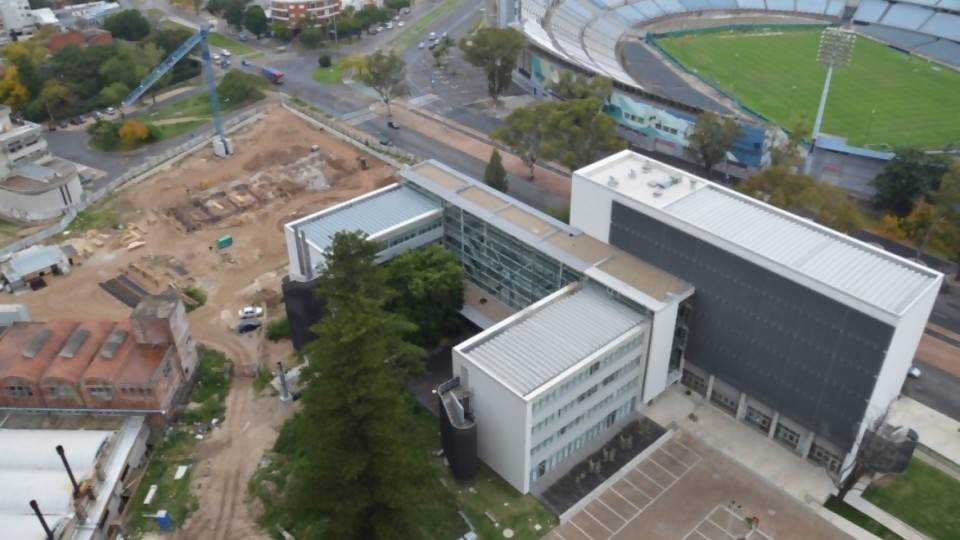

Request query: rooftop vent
[
  {"left": 59, "top": 328, "right": 91, "bottom": 359},
  {"left": 641, "top": 160, "right": 652, "bottom": 173},
  {"left": 628, "top": 168, "right": 637, "bottom": 179},
  {"left": 98, "top": 328, "right": 128, "bottom": 360},
  {"left": 690, "top": 178, "right": 699, "bottom": 190},
  {"left": 653, "top": 191, "right": 663, "bottom": 198},
  {"left": 607, "top": 176, "right": 619, "bottom": 187},
  {"left": 23, "top": 329, "right": 54, "bottom": 359},
  {"left": 647, "top": 175, "right": 682, "bottom": 191}
]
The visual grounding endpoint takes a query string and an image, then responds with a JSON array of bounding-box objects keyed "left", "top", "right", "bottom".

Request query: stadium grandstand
[{"left": 852, "top": 0, "right": 960, "bottom": 66}]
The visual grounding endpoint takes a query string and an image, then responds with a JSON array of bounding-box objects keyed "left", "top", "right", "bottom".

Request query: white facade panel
[
  {"left": 570, "top": 172, "right": 612, "bottom": 243},
  {"left": 453, "top": 348, "right": 529, "bottom": 493},
  {"left": 643, "top": 300, "right": 679, "bottom": 402},
  {"left": 0, "top": 175, "right": 83, "bottom": 222}
]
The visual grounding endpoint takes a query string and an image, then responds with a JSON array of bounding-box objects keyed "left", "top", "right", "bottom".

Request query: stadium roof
[
  {"left": 576, "top": 150, "right": 943, "bottom": 317},
  {"left": 460, "top": 283, "right": 647, "bottom": 398},
  {"left": 286, "top": 184, "right": 441, "bottom": 254}
]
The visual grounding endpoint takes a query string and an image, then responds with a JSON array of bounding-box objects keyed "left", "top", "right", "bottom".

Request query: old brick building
[{"left": 0, "top": 293, "right": 198, "bottom": 420}]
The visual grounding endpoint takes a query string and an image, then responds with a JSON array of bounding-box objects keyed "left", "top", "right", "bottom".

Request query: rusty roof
[
  {"left": 41, "top": 320, "right": 117, "bottom": 384},
  {"left": 117, "top": 345, "right": 170, "bottom": 383},
  {"left": 80, "top": 320, "right": 137, "bottom": 383},
  {"left": 0, "top": 320, "right": 77, "bottom": 383}
]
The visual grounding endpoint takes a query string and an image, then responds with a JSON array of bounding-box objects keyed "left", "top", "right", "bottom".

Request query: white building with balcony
[{"left": 269, "top": 0, "right": 341, "bottom": 27}]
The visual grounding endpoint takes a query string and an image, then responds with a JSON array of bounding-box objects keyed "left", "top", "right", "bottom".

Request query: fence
[
  {"left": 0, "top": 106, "right": 267, "bottom": 258},
  {"left": 279, "top": 97, "right": 421, "bottom": 169}
]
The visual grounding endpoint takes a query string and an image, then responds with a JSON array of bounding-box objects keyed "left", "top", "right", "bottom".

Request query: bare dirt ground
[{"left": 17, "top": 103, "right": 396, "bottom": 540}]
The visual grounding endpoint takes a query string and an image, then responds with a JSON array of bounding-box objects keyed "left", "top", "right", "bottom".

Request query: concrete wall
[
  {"left": 453, "top": 347, "right": 529, "bottom": 493},
  {"left": 0, "top": 174, "right": 83, "bottom": 221},
  {"left": 569, "top": 171, "right": 613, "bottom": 243},
  {"left": 643, "top": 301, "right": 679, "bottom": 402}
]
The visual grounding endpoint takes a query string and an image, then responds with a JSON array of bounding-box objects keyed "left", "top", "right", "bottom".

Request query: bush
[
  {"left": 217, "top": 71, "right": 266, "bottom": 105},
  {"left": 178, "top": 349, "right": 232, "bottom": 425},
  {"left": 267, "top": 317, "right": 292, "bottom": 341},
  {"left": 182, "top": 286, "right": 206, "bottom": 312},
  {"left": 318, "top": 54, "right": 332, "bottom": 68}
]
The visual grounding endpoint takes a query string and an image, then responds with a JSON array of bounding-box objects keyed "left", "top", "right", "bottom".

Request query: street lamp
[{"left": 804, "top": 27, "right": 856, "bottom": 174}]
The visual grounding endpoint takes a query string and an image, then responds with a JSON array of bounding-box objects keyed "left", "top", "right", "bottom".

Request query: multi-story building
[
  {"left": 281, "top": 153, "right": 940, "bottom": 494},
  {"left": 0, "top": 105, "right": 83, "bottom": 221},
  {"left": 0, "top": 0, "right": 35, "bottom": 44},
  {"left": 0, "top": 293, "right": 199, "bottom": 423},
  {"left": 270, "top": 0, "right": 341, "bottom": 27},
  {"left": 570, "top": 150, "right": 942, "bottom": 474}
]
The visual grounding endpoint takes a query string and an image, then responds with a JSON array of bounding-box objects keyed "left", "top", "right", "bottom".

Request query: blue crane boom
[{"left": 121, "top": 24, "right": 227, "bottom": 147}]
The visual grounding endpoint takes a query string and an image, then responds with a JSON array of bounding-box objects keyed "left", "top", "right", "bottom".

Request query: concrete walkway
[{"left": 890, "top": 395, "right": 960, "bottom": 465}]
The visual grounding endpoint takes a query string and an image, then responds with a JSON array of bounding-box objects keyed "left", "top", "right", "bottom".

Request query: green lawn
[
  {"left": 124, "top": 429, "right": 200, "bottom": 536},
  {"left": 313, "top": 61, "right": 344, "bottom": 84},
  {"left": 863, "top": 459, "right": 960, "bottom": 539},
  {"left": 655, "top": 29, "right": 960, "bottom": 149},
  {"left": 206, "top": 32, "right": 258, "bottom": 56},
  {"left": 823, "top": 496, "right": 904, "bottom": 540},
  {"left": 396, "top": 0, "right": 468, "bottom": 49}
]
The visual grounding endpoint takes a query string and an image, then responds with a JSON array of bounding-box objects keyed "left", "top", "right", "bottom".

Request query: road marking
[
  {"left": 340, "top": 110, "right": 378, "bottom": 126},
  {"left": 409, "top": 93, "right": 440, "bottom": 107}
]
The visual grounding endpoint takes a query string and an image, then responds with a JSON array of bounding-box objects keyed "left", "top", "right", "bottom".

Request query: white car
[
  {"left": 212, "top": 53, "right": 221, "bottom": 61},
  {"left": 221, "top": 49, "right": 232, "bottom": 57},
  {"left": 238, "top": 306, "right": 263, "bottom": 319},
  {"left": 418, "top": 41, "right": 425, "bottom": 49},
  {"left": 907, "top": 365, "right": 922, "bottom": 379}
]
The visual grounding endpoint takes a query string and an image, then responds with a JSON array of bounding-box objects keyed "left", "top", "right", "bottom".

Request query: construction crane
[{"left": 121, "top": 24, "right": 233, "bottom": 157}]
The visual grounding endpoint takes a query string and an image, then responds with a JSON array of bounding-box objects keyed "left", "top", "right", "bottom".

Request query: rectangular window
[
  {"left": 88, "top": 386, "right": 113, "bottom": 400},
  {"left": 7, "top": 385, "right": 33, "bottom": 398},
  {"left": 47, "top": 385, "right": 74, "bottom": 399}
]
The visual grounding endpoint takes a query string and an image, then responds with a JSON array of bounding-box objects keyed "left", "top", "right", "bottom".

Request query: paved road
[{"left": 902, "top": 360, "right": 960, "bottom": 422}]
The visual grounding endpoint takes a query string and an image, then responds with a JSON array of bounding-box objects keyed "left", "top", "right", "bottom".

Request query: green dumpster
[{"left": 216, "top": 235, "right": 233, "bottom": 249}]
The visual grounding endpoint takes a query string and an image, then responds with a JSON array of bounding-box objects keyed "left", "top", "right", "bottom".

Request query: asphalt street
[{"left": 902, "top": 360, "right": 960, "bottom": 422}]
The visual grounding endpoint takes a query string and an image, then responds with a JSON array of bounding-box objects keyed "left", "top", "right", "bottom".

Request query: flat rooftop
[
  {"left": 1, "top": 158, "right": 77, "bottom": 195},
  {"left": 576, "top": 150, "right": 943, "bottom": 316},
  {"left": 285, "top": 183, "right": 441, "bottom": 254},
  {"left": 461, "top": 283, "right": 647, "bottom": 398},
  {"left": 402, "top": 161, "right": 692, "bottom": 309}
]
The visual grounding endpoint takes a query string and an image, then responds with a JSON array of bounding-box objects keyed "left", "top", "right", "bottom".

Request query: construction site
[{"left": 13, "top": 103, "right": 398, "bottom": 540}]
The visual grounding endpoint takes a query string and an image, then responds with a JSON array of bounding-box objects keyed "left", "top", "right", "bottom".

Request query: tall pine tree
[{"left": 286, "top": 231, "right": 426, "bottom": 539}]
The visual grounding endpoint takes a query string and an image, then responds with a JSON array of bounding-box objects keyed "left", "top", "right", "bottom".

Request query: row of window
[
  {"left": 382, "top": 219, "right": 441, "bottom": 249},
  {"left": 5, "top": 384, "right": 154, "bottom": 401},
  {"left": 620, "top": 112, "right": 682, "bottom": 136},
  {"left": 532, "top": 334, "right": 643, "bottom": 415}
]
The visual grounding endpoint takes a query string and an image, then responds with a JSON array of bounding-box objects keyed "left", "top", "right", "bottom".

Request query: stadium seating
[
  {"left": 921, "top": 13, "right": 960, "bottom": 41},
  {"left": 853, "top": 0, "right": 889, "bottom": 23},
  {"left": 914, "top": 40, "right": 960, "bottom": 65},
  {"left": 737, "top": 0, "right": 769, "bottom": 9},
  {"left": 858, "top": 24, "right": 938, "bottom": 48},
  {"left": 883, "top": 3, "right": 936, "bottom": 30},
  {"left": 852, "top": 0, "right": 960, "bottom": 67}
]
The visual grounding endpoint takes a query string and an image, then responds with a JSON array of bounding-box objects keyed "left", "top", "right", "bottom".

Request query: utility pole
[{"left": 804, "top": 27, "right": 856, "bottom": 175}]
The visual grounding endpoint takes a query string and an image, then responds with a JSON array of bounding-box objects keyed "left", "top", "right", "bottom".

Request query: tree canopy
[
  {"left": 459, "top": 27, "right": 526, "bottom": 102},
  {"left": 871, "top": 147, "right": 951, "bottom": 218},
  {"left": 491, "top": 102, "right": 551, "bottom": 180},
  {"left": 104, "top": 10, "right": 151, "bottom": 41},
  {"left": 385, "top": 244, "right": 465, "bottom": 348},
  {"left": 548, "top": 71, "right": 611, "bottom": 102},
  {"left": 284, "top": 232, "right": 428, "bottom": 539},
  {"left": 686, "top": 111, "right": 743, "bottom": 175},
  {"left": 736, "top": 166, "right": 862, "bottom": 234},
  {"left": 217, "top": 71, "right": 266, "bottom": 104},
  {"left": 484, "top": 148, "right": 508, "bottom": 193},
  {"left": 542, "top": 98, "right": 625, "bottom": 171},
  {"left": 359, "top": 50, "right": 408, "bottom": 116},
  {"left": 244, "top": 5, "right": 269, "bottom": 37}
]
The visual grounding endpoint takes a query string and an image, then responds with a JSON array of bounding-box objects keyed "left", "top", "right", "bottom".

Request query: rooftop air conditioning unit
[
  {"left": 607, "top": 176, "right": 619, "bottom": 187},
  {"left": 653, "top": 191, "right": 663, "bottom": 198},
  {"left": 642, "top": 160, "right": 652, "bottom": 173},
  {"left": 629, "top": 168, "right": 637, "bottom": 179},
  {"left": 669, "top": 175, "right": 682, "bottom": 186}
]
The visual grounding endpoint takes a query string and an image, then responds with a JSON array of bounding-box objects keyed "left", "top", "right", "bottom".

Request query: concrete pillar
[
  {"left": 705, "top": 375, "right": 715, "bottom": 400},
  {"left": 736, "top": 392, "right": 747, "bottom": 421},
  {"left": 767, "top": 412, "right": 779, "bottom": 440},
  {"left": 800, "top": 429, "right": 816, "bottom": 459}
]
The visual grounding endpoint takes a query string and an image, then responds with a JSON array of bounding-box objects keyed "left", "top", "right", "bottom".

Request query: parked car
[
  {"left": 241, "top": 58, "right": 251, "bottom": 66},
  {"left": 212, "top": 53, "right": 221, "bottom": 61},
  {"left": 428, "top": 31, "right": 437, "bottom": 40},
  {"left": 238, "top": 306, "right": 264, "bottom": 319},
  {"left": 105, "top": 107, "right": 117, "bottom": 115},
  {"left": 221, "top": 49, "right": 231, "bottom": 57},
  {"left": 47, "top": 122, "right": 57, "bottom": 131},
  {"left": 379, "top": 134, "right": 393, "bottom": 146},
  {"left": 238, "top": 320, "right": 263, "bottom": 334},
  {"left": 418, "top": 41, "right": 425, "bottom": 49},
  {"left": 58, "top": 120, "right": 68, "bottom": 129},
  {"left": 387, "top": 121, "right": 400, "bottom": 129},
  {"left": 10, "top": 115, "right": 24, "bottom": 126},
  {"left": 398, "top": 21, "right": 405, "bottom": 27},
  {"left": 70, "top": 116, "right": 86, "bottom": 125},
  {"left": 908, "top": 365, "right": 922, "bottom": 378}
]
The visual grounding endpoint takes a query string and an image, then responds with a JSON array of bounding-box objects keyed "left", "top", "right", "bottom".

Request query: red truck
[{"left": 262, "top": 66, "right": 284, "bottom": 84}]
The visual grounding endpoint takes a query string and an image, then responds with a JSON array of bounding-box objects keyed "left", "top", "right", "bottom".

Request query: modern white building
[
  {"left": 281, "top": 151, "right": 941, "bottom": 495},
  {"left": 0, "top": 0, "right": 35, "bottom": 43},
  {"left": 0, "top": 106, "right": 83, "bottom": 221},
  {"left": 570, "top": 150, "right": 943, "bottom": 474},
  {"left": 0, "top": 415, "right": 149, "bottom": 540}
]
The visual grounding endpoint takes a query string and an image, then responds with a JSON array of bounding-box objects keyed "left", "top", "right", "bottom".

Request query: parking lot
[{"left": 544, "top": 432, "right": 852, "bottom": 540}]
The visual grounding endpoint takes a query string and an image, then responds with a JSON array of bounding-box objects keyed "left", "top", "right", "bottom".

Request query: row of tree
[
  {"left": 0, "top": 12, "right": 200, "bottom": 123},
  {"left": 267, "top": 235, "right": 464, "bottom": 538}
]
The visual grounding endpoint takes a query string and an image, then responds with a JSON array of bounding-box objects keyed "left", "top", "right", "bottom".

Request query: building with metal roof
[
  {"left": 0, "top": 414, "right": 148, "bottom": 540},
  {"left": 572, "top": 149, "right": 943, "bottom": 475}
]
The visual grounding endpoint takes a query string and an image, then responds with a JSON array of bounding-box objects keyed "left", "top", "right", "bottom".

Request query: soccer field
[{"left": 655, "top": 29, "right": 960, "bottom": 149}]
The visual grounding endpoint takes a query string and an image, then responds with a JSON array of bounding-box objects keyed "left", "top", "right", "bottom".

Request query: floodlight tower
[{"left": 804, "top": 27, "right": 856, "bottom": 175}]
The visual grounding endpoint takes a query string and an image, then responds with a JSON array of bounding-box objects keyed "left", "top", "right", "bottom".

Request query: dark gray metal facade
[{"left": 609, "top": 202, "right": 895, "bottom": 451}]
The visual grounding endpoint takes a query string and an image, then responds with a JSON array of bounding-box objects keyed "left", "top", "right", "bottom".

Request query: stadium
[{"left": 501, "top": 0, "right": 960, "bottom": 193}]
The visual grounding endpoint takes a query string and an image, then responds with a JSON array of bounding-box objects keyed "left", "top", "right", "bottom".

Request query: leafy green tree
[
  {"left": 359, "top": 50, "right": 408, "bottom": 116},
  {"left": 384, "top": 0, "right": 411, "bottom": 10},
  {"left": 686, "top": 111, "right": 743, "bottom": 176},
  {"left": 546, "top": 202, "right": 571, "bottom": 224},
  {"left": 491, "top": 102, "right": 551, "bottom": 179},
  {"left": 272, "top": 21, "right": 292, "bottom": 43},
  {"left": 216, "top": 71, "right": 266, "bottom": 103},
  {"left": 770, "top": 119, "right": 810, "bottom": 168},
  {"left": 542, "top": 98, "right": 624, "bottom": 171},
  {"left": 286, "top": 232, "right": 426, "bottom": 539},
  {"left": 385, "top": 244, "right": 465, "bottom": 348},
  {"left": 104, "top": 10, "right": 151, "bottom": 41},
  {"left": 318, "top": 54, "right": 332, "bottom": 68},
  {"left": 484, "top": 148, "right": 508, "bottom": 193},
  {"left": 871, "top": 147, "right": 951, "bottom": 218},
  {"left": 548, "top": 71, "right": 611, "bottom": 102},
  {"left": 737, "top": 166, "right": 862, "bottom": 234},
  {"left": 244, "top": 5, "right": 268, "bottom": 37},
  {"left": 39, "top": 80, "right": 74, "bottom": 122},
  {"left": 298, "top": 27, "right": 326, "bottom": 48},
  {"left": 99, "top": 82, "right": 129, "bottom": 107},
  {"left": 459, "top": 27, "right": 526, "bottom": 103}
]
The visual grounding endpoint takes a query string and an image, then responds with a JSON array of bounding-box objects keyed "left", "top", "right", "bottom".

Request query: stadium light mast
[{"left": 804, "top": 27, "right": 856, "bottom": 175}]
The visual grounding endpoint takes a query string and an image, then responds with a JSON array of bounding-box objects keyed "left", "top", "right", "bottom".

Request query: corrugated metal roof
[
  {"left": 2, "top": 245, "right": 63, "bottom": 281},
  {"left": 663, "top": 186, "right": 938, "bottom": 314},
  {"left": 297, "top": 186, "right": 440, "bottom": 253},
  {"left": 464, "top": 285, "right": 646, "bottom": 397}
]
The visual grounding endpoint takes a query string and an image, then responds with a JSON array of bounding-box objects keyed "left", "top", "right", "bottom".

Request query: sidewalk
[
  {"left": 845, "top": 490, "right": 931, "bottom": 540},
  {"left": 890, "top": 395, "right": 960, "bottom": 466},
  {"left": 375, "top": 101, "right": 573, "bottom": 199}
]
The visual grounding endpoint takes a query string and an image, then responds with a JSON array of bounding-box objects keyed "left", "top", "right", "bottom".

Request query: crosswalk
[
  {"left": 340, "top": 110, "right": 378, "bottom": 126},
  {"left": 409, "top": 94, "right": 440, "bottom": 107}
]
